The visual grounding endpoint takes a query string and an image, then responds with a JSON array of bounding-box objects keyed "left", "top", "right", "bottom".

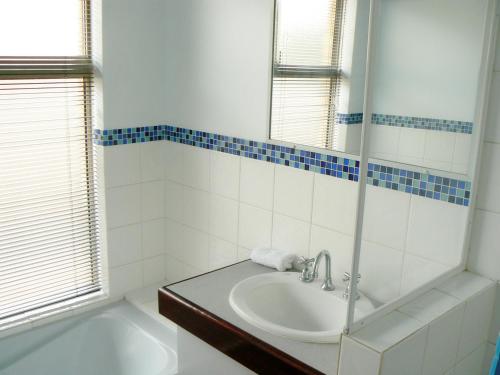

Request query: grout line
[
  {"left": 306, "top": 173, "right": 317, "bottom": 258},
  {"left": 270, "top": 163, "right": 277, "bottom": 249}
]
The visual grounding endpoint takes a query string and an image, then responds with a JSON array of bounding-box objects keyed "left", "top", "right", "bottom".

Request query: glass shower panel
[{"left": 348, "top": 0, "right": 492, "bottom": 331}]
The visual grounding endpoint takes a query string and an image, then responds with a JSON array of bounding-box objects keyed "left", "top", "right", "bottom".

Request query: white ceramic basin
[{"left": 229, "top": 272, "right": 374, "bottom": 343}]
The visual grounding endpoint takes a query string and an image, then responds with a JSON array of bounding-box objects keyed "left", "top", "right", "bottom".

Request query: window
[
  {"left": 270, "top": 0, "right": 346, "bottom": 149},
  {"left": 0, "top": 0, "right": 101, "bottom": 323}
]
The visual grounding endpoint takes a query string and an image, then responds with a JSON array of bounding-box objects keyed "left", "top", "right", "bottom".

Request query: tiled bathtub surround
[
  {"left": 94, "top": 126, "right": 471, "bottom": 207},
  {"left": 372, "top": 113, "right": 474, "bottom": 134}
]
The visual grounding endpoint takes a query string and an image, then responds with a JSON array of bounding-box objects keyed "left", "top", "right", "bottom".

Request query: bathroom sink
[{"left": 229, "top": 272, "right": 374, "bottom": 343}]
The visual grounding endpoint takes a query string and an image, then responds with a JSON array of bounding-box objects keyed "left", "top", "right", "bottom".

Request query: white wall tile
[
  {"left": 485, "top": 74, "right": 500, "bottom": 143},
  {"left": 424, "top": 131, "right": 456, "bottom": 164},
  {"left": 142, "top": 219, "right": 165, "bottom": 258},
  {"left": 399, "top": 289, "right": 461, "bottom": 324},
  {"left": 182, "top": 187, "right": 210, "bottom": 232},
  {"left": 109, "top": 262, "right": 143, "bottom": 298},
  {"left": 165, "top": 255, "right": 202, "bottom": 283},
  {"left": 164, "top": 180, "right": 184, "bottom": 223},
  {"left": 164, "top": 141, "right": 184, "bottom": 183},
  {"left": 274, "top": 165, "right": 314, "bottom": 221},
  {"left": 239, "top": 157, "right": 275, "bottom": 210},
  {"left": 469, "top": 209, "right": 500, "bottom": 281},
  {"left": 182, "top": 146, "right": 210, "bottom": 191},
  {"left": 477, "top": 143, "right": 500, "bottom": 213},
  {"left": 210, "top": 151, "right": 240, "bottom": 200},
  {"left": 338, "top": 336, "right": 381, "bottom": 375},
  {"left": 362, "top": 185, "right": 410, "bottom": 250},
  {"left": 104, "top": 144, "right": 141, "bottom": 188},
  {"left": 458, "top": 286, "right": 496, "bottom": 360},
  {"left": 209, "top": 195, "right": 238, "bottom": 243},
  {"left": 359, "top": 241, "right": 404, "bottom": 303},
  {"left": 369, "top": 125, "right": 400, "bottom": 157},
  {"left": 141, "top": 181, "right": 164, "bottom": 221},
  {"left": 421, "top": 304, "right": 465, "bottom": 375},
  {"left": 143, "top": 255, "right": 166, "bottom": 286},
  {"left": 397, "top": 155, "right": 425, "bottom": 166},
  {"left": 454, "top": 343, "right": 487, "bottom": 375},
  {"left": 452, "top": 134, "right": 471, "bottom": 175},
  {"left": 209, "top": 236, "right": 238, "bottom": 270},
  {"left": 107, "top": 224, "right": 142, "bottom": 267},
  {"left": 140, "top": 141, "right": 165, "bottom": 182},
  {"left": 237, "top": 246, "right": 252, "bottom": 261},
  {"left": 309, "top": 225, "right": 353, "bottom": 283},
  {"left": 312, "top": 174, "right": 358, "bottom": 235},
  {"left": 178, "top": 225, "right": 209, "bottom": 271},
  {"left": 380, "top": 327, "right": 428, "bottom": 375},
  {"left": 238, "top": 203, "right": 272, "bottom": 250},
  {"left": 164, "top": 219, "right": 184, "bottom": 260},
  {"left": 106, "top": 184, "right": 142, "bottom": 228},
  {"left": 424, "top": 159, "right": 453, "bottom": 172},
  {"left": 353, "top": 311, "right": 424, "bottom": 352},
  {"left": 398, "top": 128, "right": 426, "bottom": 160},
  {"left": 272, "top": 214, "right": 311, "bottom": 258},
  {"left": 489, "top": 284, "right": 500, "bottom": 343},
  {"left": 438, "top": 272, "right": 495, "bottom": 301},
  {"left": 406, "top": 195, "right": 467, "bottom": 266},
  {"left": 400, "top": 254, "right": 450, "bottom": 295}
]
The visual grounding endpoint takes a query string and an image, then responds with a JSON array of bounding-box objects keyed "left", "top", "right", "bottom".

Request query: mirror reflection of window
[{"left": 270, "top": 0, "right": 346, "bottom": 150}]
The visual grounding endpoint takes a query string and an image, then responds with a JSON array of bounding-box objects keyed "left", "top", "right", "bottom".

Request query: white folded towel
[{"left": 250, "top": 247, "right": 297, "bottom": 271}]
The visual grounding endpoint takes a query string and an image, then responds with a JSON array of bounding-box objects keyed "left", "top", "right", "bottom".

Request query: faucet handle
[
  {"left": 296, "top": 256, "right": 314, "bottom": 270},
  {"left": 297, "top": 257, "right": 315, "bottom": 282},
  {"left": 343, "top": 272, "right": 361, "bottom": 283}
]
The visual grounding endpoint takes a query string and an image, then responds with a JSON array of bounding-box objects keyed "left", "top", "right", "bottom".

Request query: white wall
[
  {"left": 97, "top": 0, "right": 472, "bottom": 306},
  {"left": 372, "top": 0, "right": 486, "bottom": 121},
  {"left": 101, "top": 0, "right": 169, "bottom": 130},
  {"left": 98, "top": 0, "right": 170, "bottom": 298},
  {"left": 163, "top": 0, "right": 274, "bottom": 141},
  {"left": 94, "top": 0, "right": 475, "bottom": 307}
]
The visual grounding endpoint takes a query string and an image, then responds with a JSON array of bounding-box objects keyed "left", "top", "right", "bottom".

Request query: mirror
[
  {"left": 269, "top": 0, "right": 370, "bottom": 155},
  {"left": 368, "top": 0, "right": 487, "bottom": 175}
]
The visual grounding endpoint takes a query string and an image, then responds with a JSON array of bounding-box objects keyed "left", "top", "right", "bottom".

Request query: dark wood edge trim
[{"left": 158, "top": 288, "right": 325, "bottom": 375}]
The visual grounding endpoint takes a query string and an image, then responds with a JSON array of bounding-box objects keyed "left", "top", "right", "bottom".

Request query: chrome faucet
[
  {"left": 342, "top": 272, "right": 361, "bottom": 300},
  {"left": 298, "top": 250, "right": 335, "bottom": 291}
]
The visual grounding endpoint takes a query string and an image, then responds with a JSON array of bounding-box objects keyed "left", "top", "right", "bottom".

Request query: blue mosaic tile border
[
  {"left": 367, "top": 163, "right": 471, "bottom": 206},
  {"left": 336, "top": 113, "right": 363, "bottom": 125},
  {"left": 94, "top": 126, "right": 360, "bottom": 181},
  {"left": 372, "top": 113, "right": 473, "bottom": 134},
  {"left": 94, "top": 126, "right": 472, "bottom": 206}
]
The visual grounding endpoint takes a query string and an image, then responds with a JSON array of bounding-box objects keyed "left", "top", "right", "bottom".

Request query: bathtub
[{"left": 0, "top": 301, "right": 177, "bottom": 375}]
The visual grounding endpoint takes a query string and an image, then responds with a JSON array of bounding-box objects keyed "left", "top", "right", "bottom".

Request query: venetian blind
[
  {"left": 0, "top": 0, "right": 101, "bottom": 322},
  {"left": 270, "top": 0, "right": 346, "bottom": 149}
]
